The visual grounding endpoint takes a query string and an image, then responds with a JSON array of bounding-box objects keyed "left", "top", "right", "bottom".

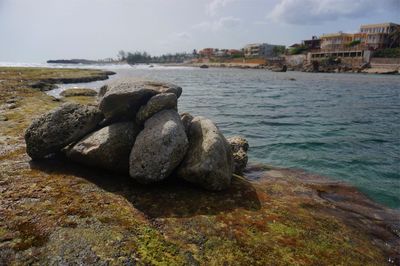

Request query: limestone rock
[
  {"left": 180, "top": 112, "right": 193, "bottom": 135},
  {"left": 129, "top": 110, "right": 188, "bottom": 184},
  {"left": 227, "top": 136, "right": 249, "bottom": 174},
  {"left": 60, "top": 88, "right": 97, "bottom": 97},
  {"left": 98, "top": 85, "right": 108, "bottom": 97},
  {"left": 25, "top": 103, "right": 103, "bottom": 159},
  {"left": 136, "top": 93, "right": 177, "bottom": 124},
  {"left": 66, "top": 122, "right": 141, "bottom": 173},
  {"left": 99, "top": 79, "right": 182, "bottom": 122},
  {"left": 176, "top": 116, "right": 233, "bottom": 191}
]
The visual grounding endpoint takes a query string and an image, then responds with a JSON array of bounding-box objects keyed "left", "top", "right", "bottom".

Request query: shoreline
[
  {"left": 162, "top": 62, "right": 400, "bottom": 75},
  {"left": 0, "top": 66, "right": 399, "bottom": 264}
]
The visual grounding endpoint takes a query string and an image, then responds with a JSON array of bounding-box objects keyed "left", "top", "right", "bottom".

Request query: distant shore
[{"left": 162, "top": 62, "right": 400, "bottom": 74}]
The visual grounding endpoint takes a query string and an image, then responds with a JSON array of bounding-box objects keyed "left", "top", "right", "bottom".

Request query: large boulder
[
  {"left": 66, "top": 122, "right": 141, "bottom": 174},
  {"left": 25, "top": 103, "right": 103, "bottom": 159},
  {"left": 227, "top": 136, "right": 249, "bottom": 174},
  {"left": 129, "top": 110, "right": 188, "bottom": 184},
  {"left": 99, "top": 79, "right": 182, "bottom": 123},
  {"left": 136, "top": 93, "right": 177, "bottom": 124},
  {"left": 176, "top": 116, "right": 233, "bottom": 191}
]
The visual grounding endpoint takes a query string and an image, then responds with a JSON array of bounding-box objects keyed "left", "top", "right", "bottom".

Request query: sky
[{"left": 0, "top": 0, "right": 399, "bottom": 62}]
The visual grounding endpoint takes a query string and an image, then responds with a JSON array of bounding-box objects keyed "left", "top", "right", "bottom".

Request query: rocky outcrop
[
  {"left": 60, "top": 88, "right": 97, "bottom": 97},
  {"left": 99, "top": 79, "right": 182, "bottom": 122},
  {"left": 25, "top": 103, "right": 103, "bottom": 159},
  {"left": 136, "top": 93, "right": 177, "bottom": 124},
  {"left": 227, "top": 136, "right": 249, "bottom": 174},
  {"left": 66, "top": 122, "right": 141, "bottom": 173},
  {"left": 25, "top": 79, "right": 245, "bottom": 191},
  {"left": 30, "top": 71, "right": 115, "bottom": 91},
  {"left": 129, "top": 110, "right": 188, "bottom": 184},
  {"left": 176, "top": 116, "right": 233, "bottom": 191}
]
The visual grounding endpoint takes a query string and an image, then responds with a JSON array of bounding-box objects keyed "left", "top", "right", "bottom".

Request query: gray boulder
[
  {"left": 99, "top": 79, "right": 182, "bottom": 122},
  {"left": 25, "top": 103, "right": 103, "bottom": 159},
  {"left": 66, "top": 122, "right": 141, "bottom": 173},
  {"left": 129, "top": 110, "right": 188, "bottom": 184},
  {"left": 98, "top": 85, "right": 108, "bottom": 97},
  {"left": 180, "top": 112, "right": 193, "bottom": 135},
  {"left": 176, "top": 116, "right": 233, "bottom": 191},
  {"left": 136, "top": 93, "right": 177, "bottom": 124},
  {"left": 227, "top": 136, "right": 249, "bottom": 174}
]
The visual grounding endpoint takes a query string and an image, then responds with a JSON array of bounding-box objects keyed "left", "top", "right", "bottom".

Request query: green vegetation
[
  {"left": 373, "top": 47, "right": 400, "bottom": 58},
  {"left": 273, "top": 45, "right": 286, "bottom": 56},
  {"left": 346, "top": 40, "right": 361, "bottom": 47},
  {"left": 120, "top": 50, "right": 193, "bottom": 64},
  {"left": 289, "top": 45, "right": 308, "bottom": 55}
]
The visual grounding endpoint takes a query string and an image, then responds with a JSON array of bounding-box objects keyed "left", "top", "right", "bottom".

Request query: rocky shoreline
[
  {"left": 169, "top": 62, "right": 400, "bottom": 74},
  {"left": 0, "top": 67, "right": 399, "bottom": 265}
]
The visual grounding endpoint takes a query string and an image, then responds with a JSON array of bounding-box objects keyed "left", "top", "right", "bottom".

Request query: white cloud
[
  {"left": 206, "top": 0, "right": 236, "bottom": 16},
  {"left": 268, "top": 0, "right": 399, "bottom": 25},
  {"left": 193, "top": 16, "right": 242, "bottom": 31}
]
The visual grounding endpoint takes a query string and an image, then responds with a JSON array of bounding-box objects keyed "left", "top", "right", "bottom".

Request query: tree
[
  {"left": 289, "top": 45, "right": 307, "bottom": 55},
  {"left": 272, "top": 45, "right": 286, "bottom": 56},
  {"left": 126, "top": 51, "right": 151, "bottom": 64},
  {"left": 117, "top": 50, "right": 126, "bottom": 61},
  {"left": 346, "top": 40, "right": 361, "bottom": 47}
]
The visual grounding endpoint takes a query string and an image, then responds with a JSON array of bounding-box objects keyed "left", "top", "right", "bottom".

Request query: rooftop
[
  {"left": 360, "top": 22, "right": 399, "bottom": 28},
  {"left": 321, "top": 32, "right": 353, "bottom": 38}
]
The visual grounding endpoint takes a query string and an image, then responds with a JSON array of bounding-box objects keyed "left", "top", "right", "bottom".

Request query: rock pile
[{"left": 25, "top": 79, "right": 248, "bottom": 190}]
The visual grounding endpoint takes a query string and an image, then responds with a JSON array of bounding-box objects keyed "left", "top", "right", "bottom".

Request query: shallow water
[{"left": 3, "top": 62, "right": 400, "bottom": 208}]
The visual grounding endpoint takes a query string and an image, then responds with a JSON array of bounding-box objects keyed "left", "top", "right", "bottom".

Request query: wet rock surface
[
  {"left": 177, "top": 116, "right": 234, "bottom": 190},
  {"left": 24, "top": 103, "right": 103, "bottom": 159},
  {"left": 129, "top": 110, "right": 188, "bottom": 183}
]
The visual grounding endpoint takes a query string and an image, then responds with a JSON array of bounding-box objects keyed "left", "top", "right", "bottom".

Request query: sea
[{"left": 2, "top": 62, "right": 400, "bottom": 208}]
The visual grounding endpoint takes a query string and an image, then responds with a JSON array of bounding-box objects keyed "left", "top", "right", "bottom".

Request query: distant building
[
  {"left": 302, "top": 36, "right": 321, "bottom": 50},
  {"left": 214, "top": 49, "right": 229, "bottom": 57},
  {"left": 243, "top": 43, "right": 283, "bottom": 58},
  {"left": 319, "top": 23, "right": 399, "bottom": 52},
  {"left": 320, "top": 32, "right": 353, "bottom": 50},
  {"left": 199, "top": 48, "right": 215, "bottom": 58},
  {"left": 289, "top": 43, "right": 302, "bottom": 48},
  {"left": 360, "top": 22, "right": 399, "bottom": 49},
  {"left": 227, "top": 49, "right": 243, "bottom": 56}
]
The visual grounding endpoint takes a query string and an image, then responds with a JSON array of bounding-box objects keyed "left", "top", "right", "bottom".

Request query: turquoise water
[{"left": 103, "top": 67, "right": 400, "bottom": 209}]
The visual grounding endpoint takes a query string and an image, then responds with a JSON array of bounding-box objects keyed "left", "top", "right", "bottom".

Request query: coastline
[
  {"left": 0, "top": 67, "right": 399, "bottom": 264},
  {"left": 162, "top": 62, "right": 400, "bottom": 75}
]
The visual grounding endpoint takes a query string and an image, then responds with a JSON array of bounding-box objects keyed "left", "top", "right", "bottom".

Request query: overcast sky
[{"left": 0, "top": 0, "right": 399, "bottom": 62}]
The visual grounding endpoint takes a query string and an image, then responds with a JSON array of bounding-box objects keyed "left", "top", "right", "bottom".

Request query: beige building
[
  {"left": 320, "top": 32, "right": 353, "bottom": 51},
  {"left": 360, "top": 23, "right": 399, "bottom": 49},
  {"left": 243, "top": 43, "right": 282, "bottom": 58}
]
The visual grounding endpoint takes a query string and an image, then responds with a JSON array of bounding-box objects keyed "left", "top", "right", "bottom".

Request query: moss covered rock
[{"left": 60, "top": 88, "right": 97, "bottom": 97}]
